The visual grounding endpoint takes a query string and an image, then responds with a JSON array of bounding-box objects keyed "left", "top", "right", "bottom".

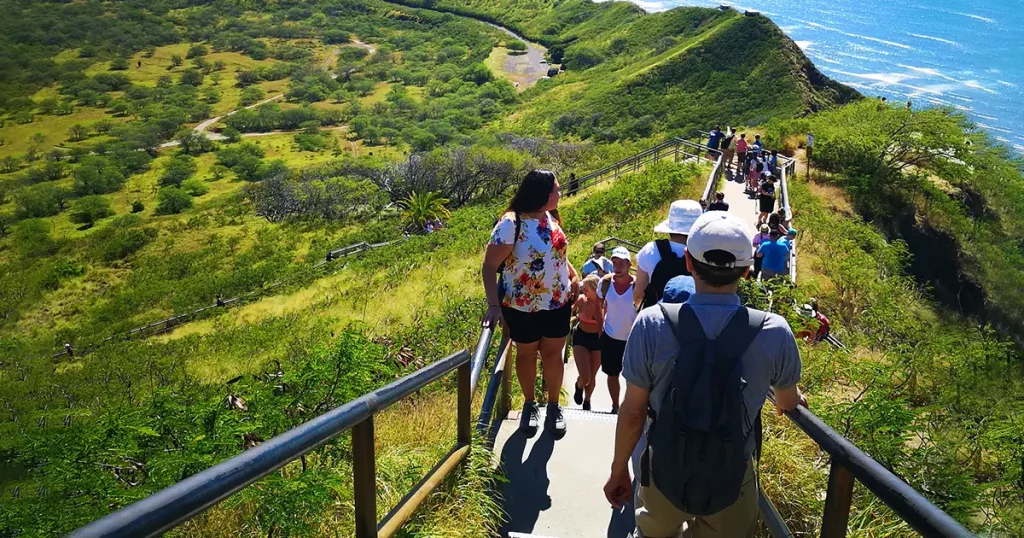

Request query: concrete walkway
[
  {"left": 492, "top": 354, "right": 635, "bottom": 538},
  {"left": 719, "top": 162, "right": 765, "bottom": 232}
]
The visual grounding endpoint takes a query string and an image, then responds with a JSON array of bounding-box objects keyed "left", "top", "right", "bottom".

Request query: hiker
[
  {"left": 660, "top": 274, "right": 696, "bottom": 304},
  {"left": 708, "top": 192, "right": 728, "bottom": 212},
  {"left": 634, "top": 200, "right": 703, "bottom": 309},
  {"left": 751, "top": 224, "right": 772, "bottom": 279},
  {"left": 604, "top": 211, "right": 803, "bottom": 538},
  {"left": 699, "top": 199, "right": 708, "bottom": 213},
  {"left": 775, "top": 208, "right": 791, "bottom": 231},
  {"left": 719, "top": 128, "right": 735, "bottom": 170},
  {"left": 706, "top": 127, "right": 723, "bottom": 160},
  {"left": 757, "top": 174, "right": 776, "bottom": 225},
  {"left": 735, "top": 133, "right": 748, "bottom": 171},
  {"left": 768, "top": 212, "right": 787, "bottom": 236},
  {"left": 482, "top": 169, "right": 579, "bottom": 437},
  {"left": 757, "top": 229, "right": 790, "bottom": 280},
  {"left": 796, "top": 300, "right": 831, "bottom": 344},
  {"left": 745, "top": 158, "right": 761, "bottom": 194},
  {"left": 768, "top": 150, "right": 779, "bottom": 174},
  {"left": 567, "top": 172, "right": 580, "bottom": 196},
  {"left": 752, "top": 134, "right": 764, "bottom": 155},
  {"left": 64, "top": 343, "right": 74, "bottom": 358},
  {"left": 598, "top": 247, "right": 636, "bottom": 414},
  {"left": 582, "top": 242, "right": 613, "bottom": 277},
  {"left": 572, "top": 274, "right": 604, "bottom": 411}
]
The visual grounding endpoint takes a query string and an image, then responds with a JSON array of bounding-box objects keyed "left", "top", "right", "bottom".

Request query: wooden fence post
[
  {"left": 353, "top": 418, "right": 378, "bottom": 538},
  {"left": 820, "top": 460, "right": 855, "bottom": 538}
]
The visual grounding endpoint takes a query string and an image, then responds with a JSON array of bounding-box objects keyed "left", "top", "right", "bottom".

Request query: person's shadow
[
  {"left": 607, "top": 489, "right": 636, "bottom": 538},
  {"left": 498, "top": 430, "right": 556, "bottom": 537}
]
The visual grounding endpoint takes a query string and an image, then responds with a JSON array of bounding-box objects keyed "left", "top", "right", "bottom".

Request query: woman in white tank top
[{"left": 600, "top": 247, "right": 638, "bottom": 413}]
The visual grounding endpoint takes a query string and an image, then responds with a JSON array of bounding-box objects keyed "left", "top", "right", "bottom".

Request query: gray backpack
[{"left": 644, "top": 303, "right": 766, "bottom": 515}]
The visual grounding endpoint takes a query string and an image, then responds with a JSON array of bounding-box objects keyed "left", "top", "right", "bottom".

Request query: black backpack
[
  {"left": 643, "top": 303, "right": 766, "bottom": 516},
  {"left": 641, "top": 240, "right": 690, "bottom": 309}
]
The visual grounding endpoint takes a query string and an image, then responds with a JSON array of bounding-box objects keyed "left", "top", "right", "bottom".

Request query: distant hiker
[
  {"left": 720, "top": 128, "right": 736, "bottom": 170},
  {"left": 758, "top": 174, "right": 776, "bottom": 225},
  {"left": 567, "top": 172, "right": 580, "bottom": 196},
  {"left": 775, "top": 208, "right": 791, "bottom": 232},
  {"left": 746, "top": 158, "right": 761, "bottom": 193},
  {"left": 216, "top": 295, "right": 225, "bottom": 307},
  {"left": 634, "top": 200, "right": 703, "bottom": 309},
  {"left": 752, "top": 224, "right": 772, "bottom": 279},
  {"left": 906, "top": 100, "right": 912, "bottom": 109},
  {"left": 768, "top": 150, "right": 779, "bottom": 173},
  {"left": 604, "top": 211, "right": 803, "bottom": 537},
  {"left": 708, "top": 192, "right": 729, "bottom": 212},
  {"left": 582, "top": 242, "right": 613, "bottom": 277},
  {"left": 660, "top": 274, "right": 696, "bottom": 304},
  {"left": 796, "top": 300, "right": 831, "bottom": 344},
  {"left": 425, "top": 221, "right": 435, "bottom": 233},
  {"left": 572, "top": 274, "right": 604, "bottom": 411},
  {"left": 757, "top": 230, "right": 790, "bottom": 280},
  {"left": 598, "top": 247, "right": 636, "bottom": 414},
  {"left": 64, "top": 343, "right": 74, "bottom": 358},
  {"left": 752, "top": 134, "right": 764, "bottom": 155},
  {"left": 735, "top": 133, "right": 748, "bottom": 171},
  {"left": 706, "top": 127, "right": 723, "bottom": 160},
  {"left": 699, "top": 199, "right": 708, "bottom": 213},
  {"left": 482, "top": 169, "right": 579, "bottom": 438},
  {"left": 137, "top": 60, "right": 142, "bottom": 68}
]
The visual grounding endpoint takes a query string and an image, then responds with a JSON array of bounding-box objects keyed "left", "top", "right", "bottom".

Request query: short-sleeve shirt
[
  {"left": 636, "top": 240, "right": 686, "bottom": 275},
  {"left": 708, "top": 201, "right": 729, "bottom": 211},
  {"left": 489, "top": 211, "right": 571, "bottom": 312},
  {"left": 582, "top": 256, "right": 614, "bottom": 277},
  {"left": 736, "top": 139, "right": 748, "bottom": 153},
  {"left": 759, "top": 182, "right": 776, "bottom": 201},
  {"left": 622, "top": 293, "right": 801, "bottom": 457},
  {"left": 757, "top": 238, "right": 790, "bottom": 273},
  {"left": 752, "top": 232, "right": 772, "bottom": 256}
]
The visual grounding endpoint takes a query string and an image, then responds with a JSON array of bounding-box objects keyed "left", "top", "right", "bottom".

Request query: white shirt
[
  {"left": 636, "top": 240, "right": 686, "bottom": 275},
  {"left": 600, "top": 278, "right": 636, "bottom": 341}
]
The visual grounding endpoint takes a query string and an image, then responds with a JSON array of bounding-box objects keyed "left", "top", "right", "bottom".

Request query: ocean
[{"left": 634, "top": 0, "right": 1024, "bottom": 153}]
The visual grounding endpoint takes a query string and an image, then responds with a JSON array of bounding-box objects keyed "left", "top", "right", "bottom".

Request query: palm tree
[{"left": 399, "top": 191, "right": 450, "bottom": 230}]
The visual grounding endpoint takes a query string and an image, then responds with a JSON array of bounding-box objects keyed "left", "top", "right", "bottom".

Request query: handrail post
[
  {"left": 458, "top": 362, "right": 471, "bottom": 446},
  {"left": 820, "top": 460, "right": 855, "bottom": 538},
  {"left": 353, "top": 418, "right": 378, "bottom": 538}
]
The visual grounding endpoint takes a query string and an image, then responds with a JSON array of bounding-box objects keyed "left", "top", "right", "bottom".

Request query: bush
[
  {"left": 181, "top": 178, "right": 209, "bottom": 196},
  {"left": 130, "top": 200, "right": 145, "bottom": 213},
  {"left": 109, "top": 57, "right": 129, "bottom": 71},
  {"left": 221, "top": 126, "right": 242, "bottom": 143},
  {"left": 179, "top": 68, "right": 204, "bottom": 87},
  {"left": 156, "top": 187, "right": 193, "bottom": 215},
  {"left": 506, "top": 40, "right": 527, "bottom": 52},
  {"left": 564, "top": 45, "right": 605, "bottom": 70},
  {"left": 15, "top": 183, "right": 71, "bottom": 218},
  {"left": 70, "top": 195, "right": 114, "bottom": 227},
  {"left": 90, "top": 215, "right": 157, "bottom": 261},
  {"left": 72, "top": 155, "right": 126, "bottom": 196},
  {"left": 186, "top": 44, "right": 209, "bottom": 59},
  {"left": 239, "top": 86, "right": 265, "bottom": 107},
  {"left": 160, "top": 154, "right": 198, "bottom": 187}
]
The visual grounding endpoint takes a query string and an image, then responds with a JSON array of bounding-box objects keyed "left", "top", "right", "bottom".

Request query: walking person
[
  {"left": 634, "top": 200, "right": 703, "bottom": 309},
  {"left": 734, "top": 133, "right": 748, "bottom": 172},
  {"left": 719, "top": 128, "right": 735, "bottom": 171},
  {"left": 603, "top": 211, "right": 803, "bottom": 538},
  {"left": 707, "top": 192, "right": 728, "bottom": 212},
  {"left": 745, "top": 158, "right": 761, "bottom": 194},
  {"left": 706, "top": 127, "right": 723, "bottom": 160},
  {"left": 572, "top": 275, "right": 604, "bottom": 411},
  {"left": 482, "top": 169, "right": 579, "bottom": 438},
  {"left": 582, "top": 242, "right": 613, "bottom": 277},
  {"left": 598, "top": 247, "right": 636, "bottom": 414},
  {"left": 757, "top": 174, "right": 776, "bottom": 226},
  {"left": 751, "top": 224, "right": 771, "bottom": 279},
  {"left": 567, "top": 172, "right": 580, "bottom": 196},
  {"left": 757, "top": 229, "right": 790, "bottom": 281},
  {"left": 751, "top": 134, "right": 764, "bottom": 156}
]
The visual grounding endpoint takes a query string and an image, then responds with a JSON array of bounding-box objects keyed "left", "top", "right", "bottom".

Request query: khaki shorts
[{"left": 634, "top": 459, "right": 758, "bottom": 538}]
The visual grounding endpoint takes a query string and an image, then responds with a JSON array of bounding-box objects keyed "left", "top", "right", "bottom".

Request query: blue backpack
[{"left": 644, "top": 303, "right": 766, "bottom": 515}]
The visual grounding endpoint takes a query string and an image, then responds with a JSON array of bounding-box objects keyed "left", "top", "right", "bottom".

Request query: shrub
[
  {"left": 180, "top": 68, "right": 204, "bottom": 87},
  {"left": 156, "top": 187, "right": 193, "bottom": 215},
  {"left": 109, "top": 57, "right": 129, "bottom": 71},
  {"left": 239, "top": 86, "right": 265, "bottom": 107},
  {"left": 72, "top": 156, "right": 126, "bottom": 195},
  {"left": 506, "top": 40, "right": 527, "bottom": 52},
  {"left": 186, "top": 44, "right": 209, "bottom": 59},
  {"left": 160, "top": 154, "right": 198, "bottom": 187},
  {"left": 130, "top": 200, "right": 145, "bottom": 213},
  {"left": 15, "top": 183, "right": 71, "bottom": 218},
  {"left": 221, "top": 126, "right": 242, "bottom": 143},
  {"left": 564, "top": 45, "right": 605, "bottom": 70},
  {"left": 90, "top": 215, "right": 156, "bottom": 261},
  {"left": 181, "top": 178, "right": 209, "bottom": 197},
  {"left": 70, "top": 195, "right": 114, "bottom": 227}
]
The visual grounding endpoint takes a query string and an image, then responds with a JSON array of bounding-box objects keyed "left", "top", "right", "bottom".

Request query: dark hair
[
  {"left": 715, "top": 192, "right": 725, "bottom": 201},
  {"left": 508, "top": 169, "right": 556, "bottom": 214},
  {"left": 690, "top": 250, "right": 747, "bottom": 287},
  {"left": 768, "top": 213, "right": 781, "bottom": 228}
]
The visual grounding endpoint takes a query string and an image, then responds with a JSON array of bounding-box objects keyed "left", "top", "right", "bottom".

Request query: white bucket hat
[{"left": 653, "top": 200, "right": 703, "bottom": 235}]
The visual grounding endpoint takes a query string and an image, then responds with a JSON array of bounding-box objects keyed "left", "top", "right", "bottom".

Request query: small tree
[
  {"left": 399, "top": 191, "right": 451, "bottom": 229},
  {"left": 156, "top": 187, "right": 193, "bottom": 215},
  {"left": 180, "top": 68, "right": 204, "bottom": 87},
  {"left": 506, "top": 40, "right": 527, "bottom": 52},
  {"left": 1, "top": 156, "right": 20, "bottom": 173},
  {"left": 160, "top": 154, "right": 198, "bottom": 187},
  {"left": 31, "top": 133, "right": 46, "bottom": 145},
  {"left": 68, "top": 124, "right": 91, "bottom": 142},
  {"left": 170, "top": 54, "right": 184, "bottom": 68},
  {"left": 181, "top": 178, "right": 209, "bottom": 196},
  {"left": 109, "top": 57, "right": 129, "bottom": 71},
  {"left": 130, "top": 200, "right": 145, "bottom": 213},
  {"left": 221, "top": 126, "right": 242, "bottom": 143},
  {"left": 176, "top": 129, "right": 215, "bottom": 155},
  {"left": 236, "top": 70, "right": 260, "bottom": 87},
  {"left": 186, "top": 44, "right": 209, "bottom": 59},
  {"left": 239, "top": 86, "right": 264, "bottom": 107},
  {"left": 70, "top": 195, "right": 114, "bottom": 227}
]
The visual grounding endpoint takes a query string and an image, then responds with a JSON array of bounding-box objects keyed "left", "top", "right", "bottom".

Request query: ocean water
[{"left": 633, "top": 0, "right": 1024, "bottom": 153}]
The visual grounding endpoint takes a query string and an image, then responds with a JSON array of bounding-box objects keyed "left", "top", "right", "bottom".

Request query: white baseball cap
[
  {"left": 686, "top": 211, "right": 755, "bottom": 268},
  {"left": 610, "top": 246, "right": 631, "bottom": 261},
  {"left": 653, "top": 200, "right": 703, "bottom": 235}
]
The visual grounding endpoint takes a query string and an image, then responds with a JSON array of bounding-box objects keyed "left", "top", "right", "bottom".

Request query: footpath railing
[
  {"left": 71, "top": 325, "right": 510, "bottom": 538},
  {"left": 571, "top": 136, "right": 710, "bottom": 193}
]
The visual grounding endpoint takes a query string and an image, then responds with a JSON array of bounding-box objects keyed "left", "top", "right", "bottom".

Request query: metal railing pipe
[
  {"left": 468, "top": 326, "right": 495, "bottom": 395},
  {"left": 71, "top": 350, "right": 471, "bottom": 538}
]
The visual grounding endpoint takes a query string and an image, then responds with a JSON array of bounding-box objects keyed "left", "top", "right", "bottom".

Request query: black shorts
[
  {"left": 600, "top": 334, "right": 627, "bottom": 376},
  {"left": 501, "top": 303, "right": 571, "bottom": 344},
  {"left": 572, "top": 325, "right": 601, "bottom": 352},
  {"left": 759, "top": 196, "right": 775, "bottom": 213}
]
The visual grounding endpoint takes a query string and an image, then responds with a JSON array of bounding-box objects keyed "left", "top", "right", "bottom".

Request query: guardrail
[
  {"left": 570, "top": 136, "right": 709, "bottom": 195},
  {"left": 766, "top": 391, "right": 973, "bottom": 538},
  {"left": 71, "top": 326, "right": 498, "bottom": 538},
  {"left": 778, "top": 157, "right": 797, "bottom": 283}
]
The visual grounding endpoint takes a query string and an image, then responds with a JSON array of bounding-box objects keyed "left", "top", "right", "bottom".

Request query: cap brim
[{"left": 653, "top": 218, "right": 697, "bottom": 235}]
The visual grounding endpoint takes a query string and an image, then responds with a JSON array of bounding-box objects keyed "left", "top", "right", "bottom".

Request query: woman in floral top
[{"left": 482, "top": 169, "right": 579, "bottom": 438}]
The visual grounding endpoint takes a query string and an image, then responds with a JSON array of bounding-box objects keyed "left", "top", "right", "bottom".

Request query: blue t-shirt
[
  {"left": 581, "top": 257, "right": 613, "bottom": 276},
  {"left": 757, "top": 238, "right": 790, "bottom": 273},
  {"left": 707, "top": 131, "right": 724, "bottom": 149}
]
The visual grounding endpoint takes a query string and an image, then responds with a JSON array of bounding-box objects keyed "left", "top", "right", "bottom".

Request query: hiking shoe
[
  {"left": 610, "top": 406, "right": 619, "bottom": 415},
  {"left": 573, "top": 381, "right": 584, "bottom": 405},
  {"left": 582, "top": 400, "right": 591, "bottom": 411},
  {"left": 547, "top": 403, "right": 567, "bottom": 437},
  {"left": 520, "top": 401, "right": 539, "bottom": 435}
]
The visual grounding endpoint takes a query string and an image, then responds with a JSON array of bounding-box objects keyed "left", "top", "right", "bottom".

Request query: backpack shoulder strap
[
  {"left": 658, "top": 303, "right": 706, "bottom": 347},
  {"left": 600, "top": 274, "right": 613, "bottom": 298},
  {"left": 655, "top": 239, "right": 678, "bottom": 261},
  {"left": 716, "top": 307, "right": 767, "bottom": 359}
]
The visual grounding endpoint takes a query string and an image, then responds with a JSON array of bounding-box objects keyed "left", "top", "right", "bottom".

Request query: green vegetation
[{"left": 3, "top": 0, "right": 1023, "bottom": 535}]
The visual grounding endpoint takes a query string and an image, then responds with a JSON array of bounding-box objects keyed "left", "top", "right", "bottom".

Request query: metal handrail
[
  {"left": 570, "top": 137, "right": 709, "bottom": 194},
  {"left": 778, "top": 157, "right": 797, "bottom": 283},
  {"left": 765, "top": 393, "right": 974, "bottom": 538},
  {"left": 72, "top": 326, "right": 498, "bottom": 538}
]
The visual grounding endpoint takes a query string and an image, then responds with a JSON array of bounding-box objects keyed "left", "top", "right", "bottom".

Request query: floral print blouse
[{"left": 489, "top": 211, "right": 571, "bottom": 312}]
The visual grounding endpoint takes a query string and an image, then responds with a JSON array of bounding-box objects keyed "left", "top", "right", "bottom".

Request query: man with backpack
[
  {"left": 604, "top": 211, "right": 803, "bottom": 538},
  {"left": 634, "top": 200, "right": 703, "bottom": 310}
]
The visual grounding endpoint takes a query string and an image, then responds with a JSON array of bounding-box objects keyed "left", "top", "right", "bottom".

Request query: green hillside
[{"left": 2, "top": 0, "right": 1024, "bottom": 535}]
